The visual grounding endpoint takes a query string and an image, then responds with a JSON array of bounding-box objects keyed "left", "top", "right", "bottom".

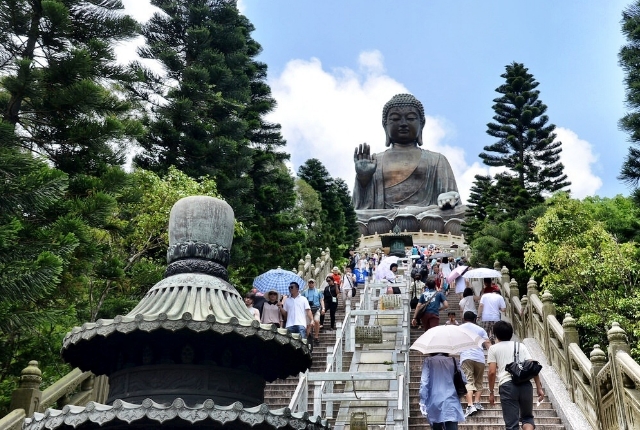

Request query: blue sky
[{"left": 122, "top": 0, "right": 633, "bottom": 202}]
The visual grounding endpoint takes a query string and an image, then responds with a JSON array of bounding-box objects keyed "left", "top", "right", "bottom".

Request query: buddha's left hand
[{"left": 437, "top": 191, "right": 460, "bottom": 209}]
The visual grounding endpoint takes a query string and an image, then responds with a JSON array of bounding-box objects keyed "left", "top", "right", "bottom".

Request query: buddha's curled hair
[{"left": 381, "top": 94, "right": 426, "bottom": 128}]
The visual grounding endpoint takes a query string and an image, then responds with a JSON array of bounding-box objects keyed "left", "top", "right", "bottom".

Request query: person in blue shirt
[
  {"left": 411, "top": 277, "right": 448, "bottom": 331},
  {"left": 301, "top": 279, "right": 324, "bottom": 346},
  {"left": 419, "top": 353, "right": 466, "bottom": 429}
]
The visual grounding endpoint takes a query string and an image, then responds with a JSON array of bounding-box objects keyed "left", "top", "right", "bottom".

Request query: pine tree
[
  {"left": 298, "top": 159, "right": 358, "bottom": 261},
  {"left": 619, "top": 1, "right": 640, "bottom": 199},
  {"left": 132, "top": 0, "right": 304, "bottom": 278},
  {"left": 0, "top": 0, "right": 142, "bottom": 176},
  {"left": 462, "top": 174, "right": 493, "bottom": 243},
  {"left": 481, "top": 62, "right": 570, "bottom": 205}
]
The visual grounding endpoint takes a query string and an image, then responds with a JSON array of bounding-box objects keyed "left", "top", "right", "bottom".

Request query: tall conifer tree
[
  {"left": 619, "top": 1, "right": 640, "bottom": 199},
  {"left": 132, "top": 0, "right": 303, "bottom": 278},
  {"left": 0, "top": 0, "right": 141, "bottom": 176},
  {"left": 481, "top": 62, "right": 569, "bottom": 206}
]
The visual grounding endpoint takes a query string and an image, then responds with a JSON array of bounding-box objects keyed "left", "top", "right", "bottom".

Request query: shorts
[
  {"left": 482, "top": 320, "right": 498, "bottom": 337},
  {"left": 308, "top": 308, "right": 321, "bottom": 323},
  {"left": 462, "top": 360, "right": 485, "bottom": 392}
]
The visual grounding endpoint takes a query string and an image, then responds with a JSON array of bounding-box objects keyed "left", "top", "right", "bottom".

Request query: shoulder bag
[
  {"left": 415, "top": 291, "right": 437, "bottom": 320},
  {"left": 451, "top": 357, "right": 467, "bottom": 396},
  {"left": 505, "top": 342, "right": 542, "bottom": 385}
]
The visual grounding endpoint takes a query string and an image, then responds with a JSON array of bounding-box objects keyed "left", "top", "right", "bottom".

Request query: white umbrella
[
  {"left": 462, "top": 268, "right": 502, "bottom": 279},
  {"left": 375, "top": 255, "right": 400, "bottom": 281},
  {"left": 410, "top": 325, "right": 486, "bottom": 355}
]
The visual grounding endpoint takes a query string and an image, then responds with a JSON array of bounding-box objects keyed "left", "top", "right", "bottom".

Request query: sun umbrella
[
  {"left": 462, "top": 268, "right": 502, "bottom": 279},
  {"left": 410, "top": 325, "right": 486, "bottom": 355},
  {"left": 445, "top": 265, "right": 469, "bottom": 284},
  {"left": 253, "top": 268, "right": 306, "bottom": 296}
]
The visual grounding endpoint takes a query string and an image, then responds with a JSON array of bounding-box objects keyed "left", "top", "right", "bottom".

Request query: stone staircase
[
  {"left": 264, "top": 299, "right": 353, "bottom": 418},
  {"left": 408, "top": 291, "right": 566, "bottom": 429}
]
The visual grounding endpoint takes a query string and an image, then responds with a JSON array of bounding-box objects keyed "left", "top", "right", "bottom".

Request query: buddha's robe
[{"left": 352, "top": 149, "right": 458, "bottom": 215}]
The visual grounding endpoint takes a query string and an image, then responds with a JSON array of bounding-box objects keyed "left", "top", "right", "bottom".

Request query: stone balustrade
[
  {"left": 295, "top": 247, "right": 333, "bottom": 284},
  {"left": 499, "top": 262, "right": 640, "bottom": 430}
]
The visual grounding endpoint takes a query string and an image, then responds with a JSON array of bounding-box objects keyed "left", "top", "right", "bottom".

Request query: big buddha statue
[{"left": 353, "top": 93, "right": 465, "bottom": 235}]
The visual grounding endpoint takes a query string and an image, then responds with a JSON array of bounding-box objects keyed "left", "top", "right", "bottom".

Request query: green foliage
[
  {"left": 298, "top": 159, "right": 359, "bottom": 261},
  {"left": 469, "top": 203, "right": 546, "bottom": 289},
  {"left": 0, "top": 0, "right": 142, "bottom": 176},
  {"left": 619, "top": 1, "right": 640, "bottom": 190},
  {"left": 482, "top": 62, "right": 570, "bottom": 206},
  {"left": 524, "top": 193, "right": 640, "bottom": 357},
  {"left": 131, "top": 0, "right": 302, "bottom": 284}
]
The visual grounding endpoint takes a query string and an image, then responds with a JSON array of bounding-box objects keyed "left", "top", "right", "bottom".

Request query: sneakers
[
  {"left": 474, "top": 403, "right": 484, "bottom": 411},
  {"left": 464, "top": 405, "right": 477, "bottom": 418}
]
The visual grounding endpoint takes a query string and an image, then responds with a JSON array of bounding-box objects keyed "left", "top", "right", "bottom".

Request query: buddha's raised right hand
[{"left": 354, "top": 142, "right": 377, "bottom": 186}]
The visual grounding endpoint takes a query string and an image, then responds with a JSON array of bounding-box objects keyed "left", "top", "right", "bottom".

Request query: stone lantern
[{"left": 24, "top": 196, "right": 328, "bottom": 429}]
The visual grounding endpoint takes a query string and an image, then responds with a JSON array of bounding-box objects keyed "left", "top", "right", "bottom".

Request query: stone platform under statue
[{"left": 352, "top": 93, "right": 465, "bottom": 234}]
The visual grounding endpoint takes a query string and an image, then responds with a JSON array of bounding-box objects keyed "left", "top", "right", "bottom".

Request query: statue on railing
[{"left": 353, "top": 94, "right": 465, "bottom": 235}]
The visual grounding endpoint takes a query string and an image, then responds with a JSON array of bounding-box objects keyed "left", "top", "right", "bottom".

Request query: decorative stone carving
[
  {"left": 367, "top": 216, "right": 392, "bottom": 235},
  {"left": 393, "top": 214, "right": 419, "bottom": 232},
  {"left": 419, "top": 214, "right": 445, "bottom": 233}
]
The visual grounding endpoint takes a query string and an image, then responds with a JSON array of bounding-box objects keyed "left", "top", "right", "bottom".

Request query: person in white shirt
[
  {"left": 341, "top": 267, "right": 357, "bottom": 302},
  {"left": 478, "top": 284, "right": 506, "bottom": 342},
  {"left": 487, "top": 321, "right": 545, "bottom": 430},
  {"left": 459, "top": 312, "right": 491, "bottom": 418},
  {"left": 459, "top": 287, "right": 479, "bottom": 316},
  {"left": 280, "top": 282, "right": 313, "bottom": 340},
  {"left": 244, "top": 293, "right": 261, "bottom": 321}
]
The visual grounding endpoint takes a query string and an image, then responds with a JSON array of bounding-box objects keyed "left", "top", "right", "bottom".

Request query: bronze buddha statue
[{"left": 352, "top": 94, "right": 464, "bottom": 234}]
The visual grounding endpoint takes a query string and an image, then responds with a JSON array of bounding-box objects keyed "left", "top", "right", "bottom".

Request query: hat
[
  {"left": 308, "top": 278, "right": 316, "bottom": 284},
  {"left": 484, "top": 285, "right": 500, "bottom": 294},
  {"left": 266, "top": 289, "right": 280, "bottom": 301},
  {"left": 463, "top": 311, "right": 477, "bottom": 321},
  {"left": 332, "top": 266, "right": 339, "bottom": 271}
]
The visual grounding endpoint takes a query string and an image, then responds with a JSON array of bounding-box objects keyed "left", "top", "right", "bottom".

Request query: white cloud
[
  {"left": 268, "top": 51, "right": 477, "bottom": 201},
  {"left": 555, "top": 127, "right": 602, "bottom": 198}
]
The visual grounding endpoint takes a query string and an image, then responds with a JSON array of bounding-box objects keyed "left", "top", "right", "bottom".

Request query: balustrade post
[
  {"left": 540, "top": 290, "right": 555, "bottom": 354},
  {"left": 298, "top": 258, "right": 305, "bottom": 276},
  {"left": 520, "top": 295, "right": 529, "bottom": 340},
  {"left": 508, "top": 278, "right": 519, "bottom": 327},
  {"left": 607, "top": 322, "right": 631, "bottom": 430},
  {"left": 493, "top": 259, "right": 501, "bottom": 270},
  {"left": 9, "top": 361, "right": 42, "bottom": 417},
  {"left": 589, "top": 345, "right": 606, "bottom": 430},
  {"left": 501, "top": 266, "right": 510, "bottom": 293},
  {"left": 526, "top": 277, "right": 539, "bottom": 298},
  {"left": 561, "top": 314, "right": 579, "bottom": 398}
]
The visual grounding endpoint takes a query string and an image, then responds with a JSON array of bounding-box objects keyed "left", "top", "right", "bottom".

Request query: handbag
[
  {"left": 451, "top": 357, "right": 467, "bottom": 396},
  {"left": 410, "top": 282, "right": 419, "bottom": 309},
  {"left": 505, "top": 342, "right": 542, "bottom": 385}
]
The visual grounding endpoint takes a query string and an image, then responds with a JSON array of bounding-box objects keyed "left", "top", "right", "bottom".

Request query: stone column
[
  {"left": 520, "top": 295, "right": 529, "bottom": 340},
  {"left": 589, "top": 344, "right": 606, "bottom": 430},
  {"left": 501, "top": 266, "right": 511, "bottom": 294},
  {"left": 607, "top": 322, "right": 631, "bottom": 429},
  {"left": 562, "top": 313, "right": 579, "bottom": 399},
  {"left": 9, "top": 361, "right": 42, "bottom": 416},
  {"left": 540, "top": 291, "right": 555, "bottom": 354}
]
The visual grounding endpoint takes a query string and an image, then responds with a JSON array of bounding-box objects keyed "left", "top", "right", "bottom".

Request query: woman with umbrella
[{"left": 411, "top": 325, "right": 483, "bottom": 429}]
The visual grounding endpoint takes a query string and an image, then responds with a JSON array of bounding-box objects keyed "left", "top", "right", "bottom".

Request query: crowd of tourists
[{"left": 401, "top": 256, "right": 544, "bottom": 430}]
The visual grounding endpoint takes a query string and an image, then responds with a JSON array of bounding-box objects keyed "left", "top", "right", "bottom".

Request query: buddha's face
[{"left": 385, "top": 106, "right": 422, "bottom": 145}]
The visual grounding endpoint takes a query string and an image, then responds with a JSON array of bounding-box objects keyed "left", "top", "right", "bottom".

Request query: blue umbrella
[{"left": 253, "top": 268, "right": 306, "bottom": 296}]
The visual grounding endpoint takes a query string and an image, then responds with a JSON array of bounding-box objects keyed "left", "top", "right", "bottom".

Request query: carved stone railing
[
  {"left": 288, "top": 280, "right": 411, "bottom": 429},
  {"left": 499, "top": 262, "right": 640, "bottom": 430},
  {"left": 295, "top": 247, "right": 333, "bottom": 284},
  {"left": 0, "top": 361, "right": 108, "bottom": 430}
]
